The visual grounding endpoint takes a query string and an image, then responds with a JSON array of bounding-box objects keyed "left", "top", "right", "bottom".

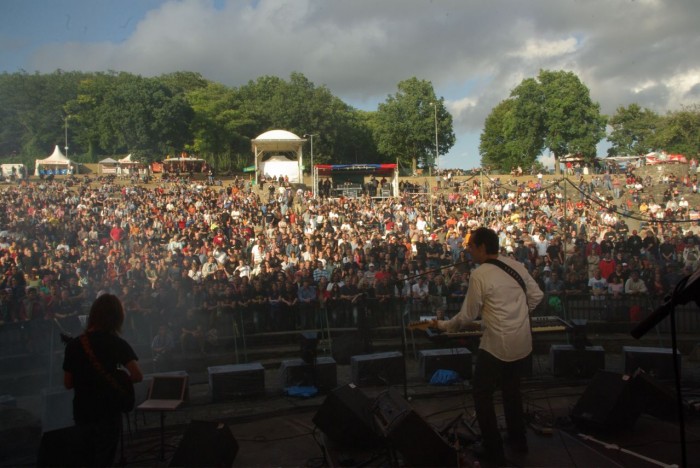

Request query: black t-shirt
[{"left": 63, "top": 331, "right": 138, "bottom": 423}]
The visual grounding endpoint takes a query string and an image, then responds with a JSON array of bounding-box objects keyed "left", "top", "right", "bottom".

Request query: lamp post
[
  {"left": 430, "top": 102, "right": 438, "bottom": 177},
  {"left": 63, "top": 115, "right": 71, "bottom": 158},
  {"left": 303, "top": 133, "right": 317, "bottom": 197}
]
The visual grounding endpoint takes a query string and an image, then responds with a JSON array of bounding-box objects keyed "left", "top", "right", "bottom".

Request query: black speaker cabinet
[
  {"left": 279, "top": 357, "right": 337, "bottom": 393},
  {"left": 632, "top": 371, "right": 679, "bottom": 422},
  {"left": 169, "top": 420, "right": 238, "bottom": 467},
  {"left": 418, "top": 348, "right": 472, "bottom": 381},
  {"left": 207, "top": 363, "right": 265, "bottom": 401},
  {"left": 37, "top": 426, "right": 90, "bottom": 467},
  {"left": 571, "top": 371, "right": 641, "bottom": 431},
  {"left": 351, "top": 351, "right": 405, "bottom": 387},
  {"left": 312, "top": 383, "right": 382, "bottom": 449},
  {"left": 372, "top": 389, "right": 457, "bottom": 467},
  {"left": 550, "top": 344, "right": 605, "bottom": 378},
  {"left": 623, "top": 346, "right": 680, "bottom": 380}
]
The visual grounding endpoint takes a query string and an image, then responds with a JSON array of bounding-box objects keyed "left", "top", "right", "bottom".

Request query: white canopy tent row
[{"left": 34, "top": 145, "right": 78, "bottom": 176}]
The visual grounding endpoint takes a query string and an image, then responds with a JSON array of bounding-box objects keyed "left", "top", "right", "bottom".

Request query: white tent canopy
[
  {"left": 118, "top": 154, "right": 138, "bottom": 164},
  {"left": 34, "top": 145, "right": 77, "bottom": 176},
  {"left": 251, "top": 129, "right": 304, "bottom": 184}
]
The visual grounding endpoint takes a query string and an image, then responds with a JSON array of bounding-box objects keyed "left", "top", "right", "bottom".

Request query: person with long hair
[{"left": 62, "top": 293, "right": 143, "bottom": 466}]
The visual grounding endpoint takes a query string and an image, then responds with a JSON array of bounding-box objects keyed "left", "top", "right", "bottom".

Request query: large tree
[
  {"left": 373, "top": 77, "right": 455, "bottom": 174},
  {"left": 480, "top": 70, "right": 606, "bottom": 173},
  {"left": 0, "top": 70, "right": 84, "bottom": 160},
  {"left": 607, "top": 104, "right": 661, "bottom": 156},
  {"left": 652, "top": 104, "right": 700, "bottom": 157},
  {"left": 67, "top": 72, "right": 193, "bottom": 160}
]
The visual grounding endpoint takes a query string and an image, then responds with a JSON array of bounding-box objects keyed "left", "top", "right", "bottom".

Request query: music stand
[{"left": 137, "top": 375, "right": 188, "bottom": 462}]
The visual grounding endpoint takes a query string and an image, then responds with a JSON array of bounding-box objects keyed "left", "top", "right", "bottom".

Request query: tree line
[
  {"left": 0, "top": 70, "right": 454, "bottom": 174},
  {"left": 2, "top": 68, "right": 696, "bottom": 175}
]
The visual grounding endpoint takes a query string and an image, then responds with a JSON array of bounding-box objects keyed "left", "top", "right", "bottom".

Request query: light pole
[
  {"left": 430, "top": 102, "right": 439, "bottom": 177},
  {"left": 63, "top": 115, "right": 71, "bottom": 158},
  {"left": 303, "top": 133, "right": 317, "bottom": 196}
]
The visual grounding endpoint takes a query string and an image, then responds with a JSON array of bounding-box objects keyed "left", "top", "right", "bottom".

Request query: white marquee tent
[{"left": 34, "top": 145, "right": 77, "bottom": 176}]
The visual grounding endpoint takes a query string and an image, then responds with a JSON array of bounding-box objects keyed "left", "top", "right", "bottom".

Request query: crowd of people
[{"left": 0, "top": 162, "right": 698, "bottom": 357}]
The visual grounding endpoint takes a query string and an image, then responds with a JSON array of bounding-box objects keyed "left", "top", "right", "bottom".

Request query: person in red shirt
[
  {"left": 109, "top": 225, "right": 124, "bottom": 243},
  {"left": 598, "top": 252, "right": 616, "bottom": 280}
]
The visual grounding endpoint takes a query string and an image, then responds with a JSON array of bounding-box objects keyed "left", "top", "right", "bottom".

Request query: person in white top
[{"left": 435, "top": 227, "right": 543, "bottom": 463}]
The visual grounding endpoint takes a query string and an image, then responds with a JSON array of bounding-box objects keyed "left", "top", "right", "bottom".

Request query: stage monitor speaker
[
  {"left": 550, "top": 344, "right": 605, "bottom": 378},
  {"left": 418, "top": 348, "right": 472, "bottom": 381},
  {"left": 372, "top": 389, "right": 457, "bottom": 467},
  {"left": 632, "top": 370, "right": 679, "bottom": 422},
  {"left": 623, "top": 346, "right": 681, "bottom": 380},
  {"left": 312, "top": 383, "right": 382, "bottom": 449},
  {"left": 37, "top": 426, "right": 90, "bottom": 467},
  {"left": 169, "top": 420, "right": 238, "bottom": 467},
  {"left": 207, "top": 363, "right": 265, "bottom": 401},
  {"left": 351, "top": 351, "right": 405, "bottom": 387},
  {"left": 571, "top": 370, "right": 641, "bottom": 431},
  {"left": 279, "top": 357, "right": 337, "bottom": 393}
]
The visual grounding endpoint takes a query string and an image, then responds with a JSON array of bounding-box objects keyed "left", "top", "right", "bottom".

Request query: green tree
[
  {"left": 480, "top": 98, "right": 524, "bottom": 171},
  {"left": 607, "top": 104, "right": 660, "bottom": 156},
  {"left": 652, "top": 105, "right": 700, "bottom": 157},
  {"left": 0, "top": 70, "right": 83, "bottom": 159},
  {"left": 185, "top": 82, "right": 253, "bottom": 168},
  {"left": 480, "top": 70, "right": 606, "bottom": 173},
  {"left": 540, "top": 70, "right": 606, "bottom": 166},
  {"left": 67, "top": 72, "right": 193, "bottom": 160},
  {"left": 373, "top": 77, "right": 455, "bottom": 174}
]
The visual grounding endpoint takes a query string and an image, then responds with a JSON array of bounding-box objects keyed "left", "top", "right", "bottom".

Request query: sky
[{"left": 1, "top": 0, "right": 699, "bottom": 170}]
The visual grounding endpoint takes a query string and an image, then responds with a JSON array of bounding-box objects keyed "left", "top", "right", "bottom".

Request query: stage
[{"left": 10, "top": 352, "right": 699, "bottom": 467}]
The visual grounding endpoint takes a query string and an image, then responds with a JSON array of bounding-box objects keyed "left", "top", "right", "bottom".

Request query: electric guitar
[{"left": 61, "top": 332, "right": 135, "bottom": 413}]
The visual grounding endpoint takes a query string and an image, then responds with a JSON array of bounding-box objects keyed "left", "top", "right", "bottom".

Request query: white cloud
[
  {"left": 10, "top": 0, "right": 700, "bottom": 169},
  {"left": 512, "top": 37, "right": 578, "bottom": 59}
]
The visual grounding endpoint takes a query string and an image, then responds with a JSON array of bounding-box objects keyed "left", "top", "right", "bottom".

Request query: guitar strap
[
  {"left": 484, "top": 258, "right": 526, "bottom": 293},
  {"left": 79, "top": 334, "right": 130, "bottom": 403},
  {"left": 483, "top": 258, "right": 534, "bottom": 351}
]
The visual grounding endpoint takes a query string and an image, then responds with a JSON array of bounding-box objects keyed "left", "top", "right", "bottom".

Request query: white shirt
[{"left": 442, "top": 255, "right": 543, "bottom": 362}]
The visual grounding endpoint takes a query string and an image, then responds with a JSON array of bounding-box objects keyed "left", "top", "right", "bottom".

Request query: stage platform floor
[{"left": 6, "top": 352, "right": 699, "bottom": 467}]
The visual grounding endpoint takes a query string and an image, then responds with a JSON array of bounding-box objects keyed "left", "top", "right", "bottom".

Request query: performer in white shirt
[{"left": 435, "top": 227, "right": 543, "bottom": 464}]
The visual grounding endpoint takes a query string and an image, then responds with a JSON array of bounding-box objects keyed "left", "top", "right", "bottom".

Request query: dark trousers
[{"left": 473, "top": 349, "right": 528, "bottom": 455}]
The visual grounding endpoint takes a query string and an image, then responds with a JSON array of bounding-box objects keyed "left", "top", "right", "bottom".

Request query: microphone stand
[{"left": 631, "top": 275, "right": 693, "bottom": 468}]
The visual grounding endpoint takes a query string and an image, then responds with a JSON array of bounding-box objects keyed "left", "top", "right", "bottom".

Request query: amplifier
[
  {"left": 351, "top": 351, "right": 404, "bottom": 387},
  {"left": 207, "top": 363, "right": 265, "bottom": 401},
  {"left": 623, "top": 346, "right": 680, "bottom": 380},
  {"left": 279, "top": 357, "right": 337, "bottom": 393},
  {"left": 418, "top": 348, "right": 472, "bottom": 381},
  {"left": 550, "top": 345, "right": 605, "bottom": 378}
]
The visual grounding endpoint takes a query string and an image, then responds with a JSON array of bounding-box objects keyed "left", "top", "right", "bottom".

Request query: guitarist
[
  {"left": 433, "top": 227, "right": 543, "bottom": 465},
  {"left": 63, "top": 293, "right": 143, "bottom": 466}
]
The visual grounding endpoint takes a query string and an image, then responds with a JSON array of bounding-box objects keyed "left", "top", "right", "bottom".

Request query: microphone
[{"left": 631, "top": 269, "right": 700, "bottom": 339}]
